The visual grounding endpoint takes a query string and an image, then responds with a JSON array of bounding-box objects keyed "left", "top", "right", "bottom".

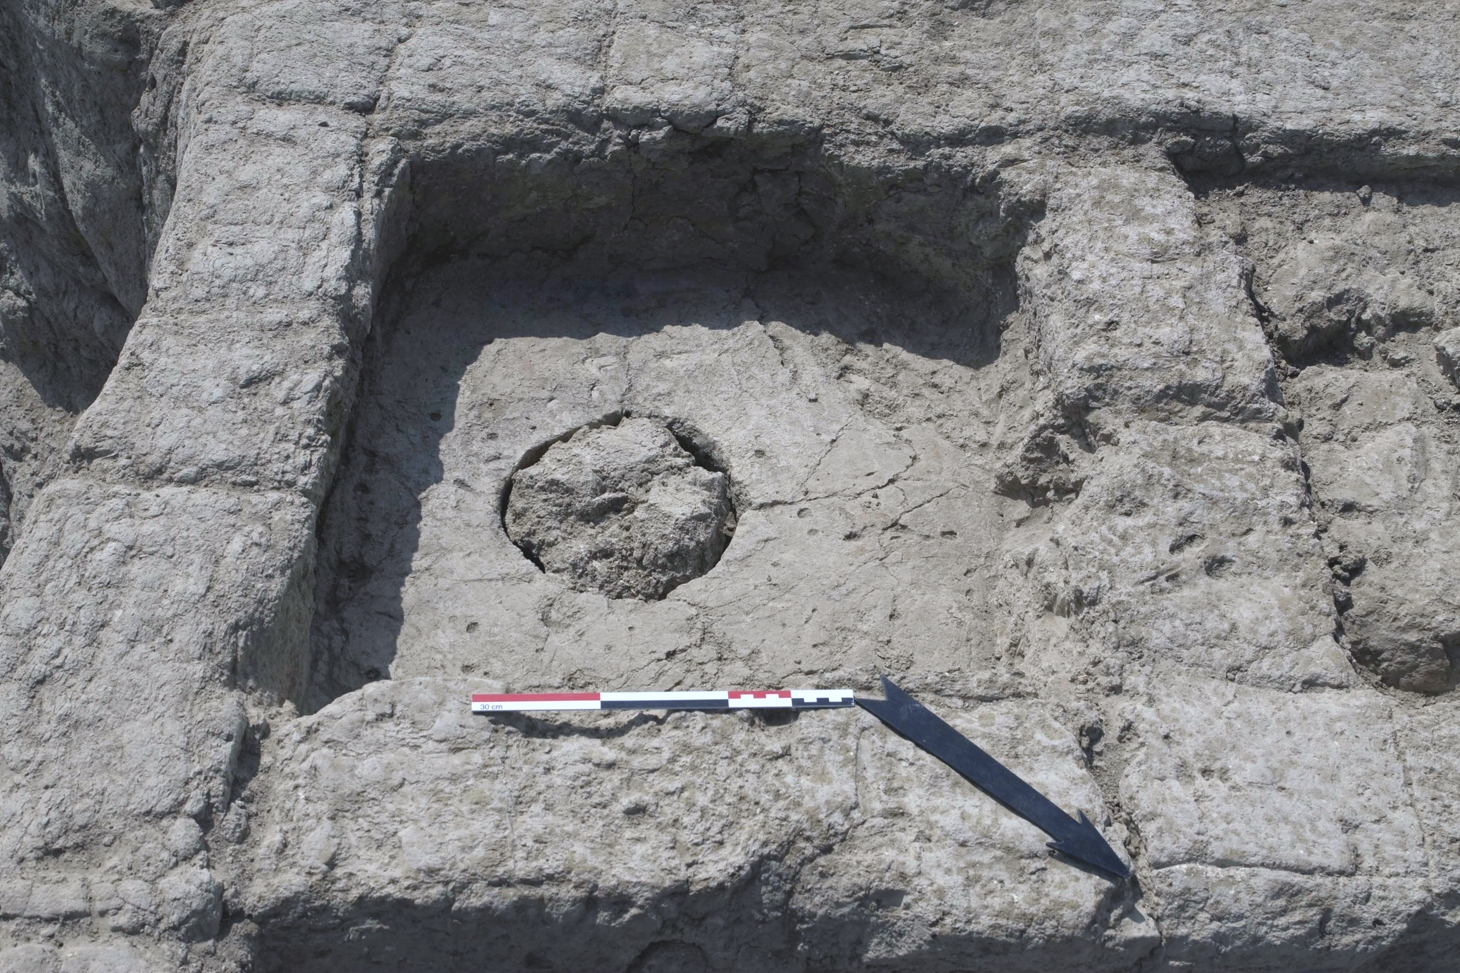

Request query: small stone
[
  {"left": 164, "top": 817, "right": 204, "bottom": 861},
  {"left": 156, "top": 868, "right": 223, "bottom": 942},
  {"left": 1434, "top": 327, "right": 1460, "bottom": 388}
]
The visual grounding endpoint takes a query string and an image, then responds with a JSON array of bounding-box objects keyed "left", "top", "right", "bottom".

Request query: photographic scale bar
[{"left": 471, "top": 689, "right": 856, "bottom": 713}]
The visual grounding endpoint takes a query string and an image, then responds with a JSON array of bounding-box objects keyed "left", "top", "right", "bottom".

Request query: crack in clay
[
  {"left": 880, "top": 487, "right": 954, "bottom": 534},
  {"left": 794, "top": 419, "right": 854, "bottom": 497}
]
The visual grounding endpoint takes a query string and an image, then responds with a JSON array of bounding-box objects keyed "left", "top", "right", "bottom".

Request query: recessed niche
[{"left": 305, "top": 135, "right": 1035, "bottom": 712}]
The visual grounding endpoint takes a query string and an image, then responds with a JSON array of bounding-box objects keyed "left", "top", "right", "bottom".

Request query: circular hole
[{"left": 502, "top": 416, "right": 736, "bottom": 600}]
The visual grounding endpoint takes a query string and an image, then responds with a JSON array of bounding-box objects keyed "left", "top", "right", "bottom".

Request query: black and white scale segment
[{"left": 470, "top": 688, "right": 856, "bottom": 712}]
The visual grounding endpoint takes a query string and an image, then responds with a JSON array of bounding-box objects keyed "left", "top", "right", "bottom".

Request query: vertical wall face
[
  {"left": 0, "top": 0, "right": 164, "bottom": 563},
  {"left": 1193, "top": 180, "right": 1460, "bottom": 696},
  {"left": 0, "top": 2, "right": 410, "bottom": 967},
  {"left": 1, "top": 1, "right": 1460, "bottom": 971}
]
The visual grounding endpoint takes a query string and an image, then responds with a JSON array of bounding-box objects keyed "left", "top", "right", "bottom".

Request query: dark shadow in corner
[{"left": 0, "top": 0, "right": 153, "bottom": 414}]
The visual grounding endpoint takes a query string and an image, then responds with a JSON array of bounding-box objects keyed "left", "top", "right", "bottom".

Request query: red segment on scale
[{"left": 471, "top": 693, "right": 600, "bottom": 703}]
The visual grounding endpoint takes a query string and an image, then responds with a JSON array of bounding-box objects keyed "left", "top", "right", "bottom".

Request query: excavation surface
[{"left": 309, "top": 266, "right": 1024, "bottom": 709}]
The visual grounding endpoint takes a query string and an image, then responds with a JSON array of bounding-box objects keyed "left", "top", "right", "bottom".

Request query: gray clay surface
[{"left": 3, "top": 1, "right": 1460, "bottom": 971}]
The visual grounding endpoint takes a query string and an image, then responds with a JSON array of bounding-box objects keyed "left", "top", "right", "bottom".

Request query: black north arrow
[{"left": 856, "top": 676, "right": 1131, "bottom": 880}]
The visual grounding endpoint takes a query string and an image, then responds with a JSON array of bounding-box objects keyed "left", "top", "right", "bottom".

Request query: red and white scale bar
[{"left": 471, "top": 689, "right": 856, "bottom": 713}]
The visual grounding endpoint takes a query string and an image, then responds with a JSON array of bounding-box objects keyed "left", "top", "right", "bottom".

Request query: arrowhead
[
  {"left": 858, "top": 677, "right": 1132, "bottom": 883},
  {"left": 854, "top": 676, "right": 914, "bottom": 726},
  {"left": 1047, "top": 810, "right": 1131, "bottom": 880}
]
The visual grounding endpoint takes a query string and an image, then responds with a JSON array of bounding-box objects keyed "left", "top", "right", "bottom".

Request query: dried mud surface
[{"left": 2, "top": 1, "right": 1459, "bottom": 970}]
